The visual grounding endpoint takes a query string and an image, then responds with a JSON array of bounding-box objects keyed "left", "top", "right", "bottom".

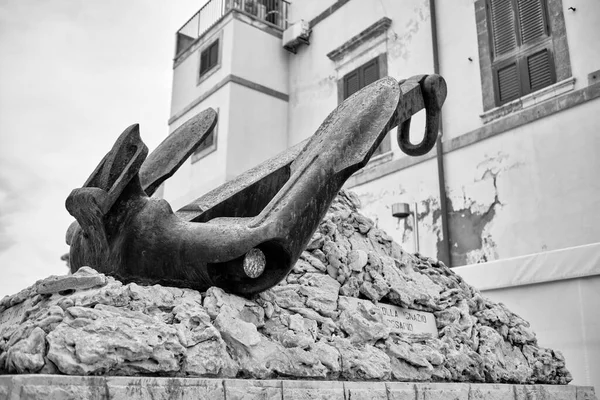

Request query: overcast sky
[{"left": 0, "top": 1, "right": 205, "bottom": 297}]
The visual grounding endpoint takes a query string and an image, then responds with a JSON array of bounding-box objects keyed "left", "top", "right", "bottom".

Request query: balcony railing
[{"left": 176, "top": 0, "right": 290, "bottom": 56}]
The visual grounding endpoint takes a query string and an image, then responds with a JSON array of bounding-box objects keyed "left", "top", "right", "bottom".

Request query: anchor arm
[{"left": 67, "top": 74, "right": 447, "bottom": 296}]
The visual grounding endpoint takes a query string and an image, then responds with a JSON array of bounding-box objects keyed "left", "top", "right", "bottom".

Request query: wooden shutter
[
  {"left": 200, "top": 50, "right": 209, "bottom": 75},
  {"left": 343, "top": 58, "right": 380, "bottom": 99},
  {"left": 526, "top": 48, "right": 554, "bottom": 91},
  {"left": 517, "top": 0, "right": 547, "bottom": 45},
  {"left": 209, "top": 40, "right": 219, "bottom": 67},
  {"left": 344, "top": 70, "right": 360, "bottom": 99},
  {"left": 362, "top": 59, "right": 380, "bottom": 87},
  {"left": 496, "top": 62, "right": 521, "bottom": 103},
  {"left": 489, "top": 0, "right": 517, "bottom": 57},
  {"left": 488, "top": 0, "right": 555, "bottom": 105},
  {"left": 195, "top": 130, "right": 214, "bottom": 153}
]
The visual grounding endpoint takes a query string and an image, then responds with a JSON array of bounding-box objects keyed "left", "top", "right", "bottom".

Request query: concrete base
[{"left": 0, "top": 375, "right": 596, "bottom": 400}]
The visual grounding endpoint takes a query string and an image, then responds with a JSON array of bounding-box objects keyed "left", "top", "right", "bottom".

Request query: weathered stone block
[
  {"left": 417, "top": 383, "right": 470, "bottom": 400},
  {"left": 344, "top": 381, "right": 388, "bottom": 400},
  {"left": 577, "top": 386, "right": 599, "bottom": 400},
  {"left": 0, "top": 376, "right": 597, "bottom": 400},
  {"left": 282, "top": 380, "right": 344, "bottom": 399},
  {"left": 469, "top": 384, "right": 517, "bottom": 400},
  {"left": 386, "top": 382, "right": 416, "bottom": 400},
  {"left": 513, "top": 384, "right": 578, "bottom": 400},
  {"left": 224, "top": 379, "right": 281, "bottom": 400},
  {"left": 107, "top": 377, "right": 224, "bottom": 400}
]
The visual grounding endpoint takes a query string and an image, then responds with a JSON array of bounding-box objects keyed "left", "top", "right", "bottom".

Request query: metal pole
[
  {"left": 428, "top": 0, "right": 451, "bottom": 267},
  {"left": 413, "top": 202, "right": 420, "bottom": 253}
]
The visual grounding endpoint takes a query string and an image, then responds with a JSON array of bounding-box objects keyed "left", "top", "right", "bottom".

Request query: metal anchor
[{"left": 66, "top": 74, "right": 446, "bottom": 296}]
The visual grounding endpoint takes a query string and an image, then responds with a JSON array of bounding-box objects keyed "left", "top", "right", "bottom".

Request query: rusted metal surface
[
  {"left": 66, "top": 75, "right": 446, "bottom": 296},
  {"left": 394, "top": 74, "right": 447, "bottom": 156}
]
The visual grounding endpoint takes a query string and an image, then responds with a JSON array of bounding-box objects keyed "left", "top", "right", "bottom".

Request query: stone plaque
[
  {"left": 377, "top": 302, "right": 438, "bottom": 337},
  {"left": 340, "top": 296, "right": 438, "bottom": 337}
]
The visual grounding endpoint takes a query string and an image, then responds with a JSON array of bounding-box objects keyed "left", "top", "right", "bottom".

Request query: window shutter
[
  {"left": 200, "top": 51, "right": 209, "bottom": 73},
  {"left": 362, "top": 59, "right": 380, "bottom": 87},
  {"left": 490, "top": 0, "right": 518, "bottom": 57},
  {"left": 517, "top": 0, "right": 547, "bottom": 45},
  {"left": 497, "top": 62, "right": 521, "bottom": 103},
  {"left": 344, "top": 71, "right": 360, "bottom": 99},
  {"left": 209, "top": 41, "right": 219, "bottom": 66},
  {"left": 526, "top": 48, "right": 554, "bottom": 91},
  {"left": 196, "top": 131, "right": 214, "bottom": 153}
]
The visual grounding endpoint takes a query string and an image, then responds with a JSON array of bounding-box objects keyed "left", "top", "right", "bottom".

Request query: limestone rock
[
  {"left": 5, "top": 327, "right": 46, "bottom": 373},
  {"left": 46, "top": 304, "right": 185, "bottom": 375},
  {"left": 36, "top": 266, "right": 107, "bottom": 295},
  {"left": 337, "top": 297, "right": 389, "bottom": 343},
  {"left": 0, "top": 190, "right": 571, "bottom": 384},
  {"left": 334, "top": 338, "right": 392, "bottom": 380}
]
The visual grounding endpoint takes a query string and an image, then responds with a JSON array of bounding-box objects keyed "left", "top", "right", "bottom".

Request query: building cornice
[
  {"left": 326, "top": 17, "right": 392, "bottom": 62},
  {"left": 168, "top": 74, "right": 289, "bottom": 126}
]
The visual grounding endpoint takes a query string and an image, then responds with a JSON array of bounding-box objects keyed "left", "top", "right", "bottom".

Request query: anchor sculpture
[{"left": 66, "top": 74, "right": 446, "bottom": 296}]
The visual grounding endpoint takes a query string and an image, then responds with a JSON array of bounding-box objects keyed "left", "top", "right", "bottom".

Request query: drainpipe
[{"left": 428, "top": 0, "right": 452, "bottom": 267}]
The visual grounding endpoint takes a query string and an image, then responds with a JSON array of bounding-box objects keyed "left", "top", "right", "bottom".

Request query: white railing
[{"left": 176, "top": 0, "right": 290, "bottom": 56}]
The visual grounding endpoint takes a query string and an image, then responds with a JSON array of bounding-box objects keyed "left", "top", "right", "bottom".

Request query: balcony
[{"left": 176, "top": 0, "right": 290, "bottom": 56}]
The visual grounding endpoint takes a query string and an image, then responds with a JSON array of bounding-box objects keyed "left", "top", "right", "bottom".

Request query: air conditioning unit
[
  {"left": 282, "top": 20, "right": 311, "bottom": 54},
  {"left": 257, "top": 4, "right": 266, "bottom": 20}
]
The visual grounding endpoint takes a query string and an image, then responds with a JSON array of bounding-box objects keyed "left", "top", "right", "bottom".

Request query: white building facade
[
  {"left": 165, "top": 0, "right": 600, "bottom": 270},
  {"left": 164, "top": 0, "right": 600, "bottom": 388}
]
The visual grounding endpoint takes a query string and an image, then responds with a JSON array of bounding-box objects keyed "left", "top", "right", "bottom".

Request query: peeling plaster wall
[
  {"left": 443, "top": 97, "right": 600, "bottom": 265},
  {"left": 345, "top": 0, "right": 600, "bottom": 267},
  {"left": 352, "top": 96, "right": 600, "bottom": 267},
  {"left": 287, "top": 0, "right": 434, "bottom": 146}
]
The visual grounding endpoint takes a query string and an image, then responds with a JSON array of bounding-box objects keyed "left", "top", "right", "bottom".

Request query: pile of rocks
[{"left": 0, "top": 191, "right": 571, "bottom": 383}]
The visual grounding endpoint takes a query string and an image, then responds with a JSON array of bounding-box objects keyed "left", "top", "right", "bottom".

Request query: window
[
  {"left": 343, "top": 58, "right": 380, "bottom": 99},
  {"left": 200, "top": 40, "right": 219, "bottom": 77},
  {"left": 342, "top": 57, "right": 390, "bottom": 156},
  {"left": 487, "top": 0, "right": 556, "bottom": 105},
  {"left": 476, "top": 0, "right": 570, "bottom": 112}
]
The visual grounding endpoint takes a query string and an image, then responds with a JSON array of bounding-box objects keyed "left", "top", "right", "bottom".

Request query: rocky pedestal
[{"left": 0, "top": 191, "right": 575, "bottom": 386}]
